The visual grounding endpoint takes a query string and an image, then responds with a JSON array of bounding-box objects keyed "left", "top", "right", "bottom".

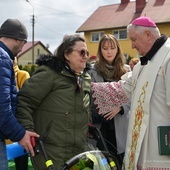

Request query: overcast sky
[{"left": 0, "top": 0, "right": 123, "bottom": 53}]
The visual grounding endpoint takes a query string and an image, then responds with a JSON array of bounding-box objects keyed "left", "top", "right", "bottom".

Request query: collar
[
  {"left": 0, "top": 41, "right": 14, "bottom": 60},
  {"left": 140, "top": 34, "right": 168, "bottom": 65},
  {"left": 64, "top": 62, "right": 83, "bottom": 76}
]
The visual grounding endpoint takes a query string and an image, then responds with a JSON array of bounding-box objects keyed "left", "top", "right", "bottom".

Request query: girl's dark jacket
[
  {"left": 16, "top": 55, "right": 92, "bottom": 169},
  {"left": 0, "top": 41, "right": 25, "bottom": 142}
]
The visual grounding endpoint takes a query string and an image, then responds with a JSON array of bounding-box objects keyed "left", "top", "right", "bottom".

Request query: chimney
[
  {"left": 121, "top": 0, "right": 130, "bottom": 3},
  {"left": 136, "top": 0, "right": 146, "bottom": 13}
]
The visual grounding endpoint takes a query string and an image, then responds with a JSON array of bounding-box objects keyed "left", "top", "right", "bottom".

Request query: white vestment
[{"left": 92, "top": 38, "right": 170, "bottom": 169}]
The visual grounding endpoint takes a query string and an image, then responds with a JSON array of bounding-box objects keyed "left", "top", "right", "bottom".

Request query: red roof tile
[
  {"left": 141, "top": 0, "right": 170, "bottom": 24},
  {"left": 17, "top": 41, "right": 39, "bottom": 57},
  {"left": 17, "top": 41, "right": 52, "bottom": 57},
  {"left": 76, "top": 0, "right": 170, "bottom": 32}
]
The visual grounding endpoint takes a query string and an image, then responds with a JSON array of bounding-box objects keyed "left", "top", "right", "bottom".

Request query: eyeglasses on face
[{"left": 72, "top": 49, "right": 89, "bottom": 57}]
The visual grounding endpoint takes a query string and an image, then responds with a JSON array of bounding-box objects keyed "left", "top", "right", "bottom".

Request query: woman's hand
[{"left": 103, "top": 107, "right": 121, "bottom": 120}]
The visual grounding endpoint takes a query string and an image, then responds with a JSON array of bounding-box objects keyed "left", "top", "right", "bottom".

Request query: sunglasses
[{"left": 72, "top": 49, "right": 89, "bottom": 57}]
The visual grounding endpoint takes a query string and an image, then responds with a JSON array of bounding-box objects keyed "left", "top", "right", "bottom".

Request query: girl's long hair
[{"left": 96, "top": 34, "right": 127, "bottom": 81}]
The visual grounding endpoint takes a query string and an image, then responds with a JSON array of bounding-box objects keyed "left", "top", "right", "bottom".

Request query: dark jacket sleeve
[
  {"left": 0, "top": 52, "right": 25, "bottom": 141},
  {"left": 16, "top": 66, "right": 54, "bottom": 130}
]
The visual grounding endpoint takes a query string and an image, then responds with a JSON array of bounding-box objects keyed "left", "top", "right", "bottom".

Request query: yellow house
[
  {"left": 17, "top": 41, "right": 52, "bottom": 66},
  {"left": 76, "top": 0, "right": 170, "bottom": 60}
]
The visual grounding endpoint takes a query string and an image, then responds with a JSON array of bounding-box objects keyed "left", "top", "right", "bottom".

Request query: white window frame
[
  {"left": 91, "top": 32, "right": 104, "bottom": 42},
  {"left": 113, "top": 29, "right": 127, "bottom": 40}
]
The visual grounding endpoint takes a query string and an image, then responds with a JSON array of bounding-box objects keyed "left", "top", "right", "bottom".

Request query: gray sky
[{"left": 0, "top": 0, "right": 122, "bottom": 53}]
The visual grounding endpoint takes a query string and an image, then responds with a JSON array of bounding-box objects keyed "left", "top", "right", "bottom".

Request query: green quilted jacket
[{"left": 16, "top": 55, "right": 91, "bottom": 170}]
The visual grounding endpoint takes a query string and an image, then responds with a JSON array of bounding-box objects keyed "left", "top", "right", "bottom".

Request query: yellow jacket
[{"left": 13, "top": 65, "right": 30, "bottom": 90}]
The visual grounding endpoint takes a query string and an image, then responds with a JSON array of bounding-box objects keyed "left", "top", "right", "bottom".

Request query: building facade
[
  {"left": 76, "top": 0, "right": 170, "bottom": 59},
  {"left": 17, "top": 41, "right": 52, "bottom": 66}
]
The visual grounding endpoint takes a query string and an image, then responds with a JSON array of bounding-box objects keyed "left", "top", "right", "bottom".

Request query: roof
[
  {"left": 76, "top": 0, "right": 170, "bottom": 32},
  {"left": 141, "top": 0, "right": 170, "bottom": 24},
  {"left": 17, "top": 41, "right": 52, "bottom": 58}
]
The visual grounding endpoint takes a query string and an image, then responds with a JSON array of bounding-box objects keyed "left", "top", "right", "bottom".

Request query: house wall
[
  {"left": 84, "top": 22, "right": 170, "bottom": 61},
  {"left": 85, "top": 30, "right": 137, "bottom": 61},
  {"left": 18, "top": 44, "right": 51, "bottom": 66},
  {"left": 158, "top": 23, "right": 170, "bottom": 37}
]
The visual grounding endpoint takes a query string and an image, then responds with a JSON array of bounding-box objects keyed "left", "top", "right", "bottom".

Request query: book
[{"left": 157, "top": 126, "right": 170, "bottom": 155}]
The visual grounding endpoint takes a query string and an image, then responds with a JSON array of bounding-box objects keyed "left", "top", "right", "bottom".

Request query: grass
[{"left": 8, "top": 157, "right": 34, "bottom": 170}]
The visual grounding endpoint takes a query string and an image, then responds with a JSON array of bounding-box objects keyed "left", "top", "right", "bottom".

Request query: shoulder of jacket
[{"left": 36, "top": 55, "right": 63, "bottom": 73}]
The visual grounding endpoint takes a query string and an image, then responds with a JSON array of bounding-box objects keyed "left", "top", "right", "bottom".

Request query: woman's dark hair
[
  {"left": 54, "top": 34, "right": 86, "bottom": 62},
  {"left": 96, "top": 34, "right": 127, "bottom": 81}
]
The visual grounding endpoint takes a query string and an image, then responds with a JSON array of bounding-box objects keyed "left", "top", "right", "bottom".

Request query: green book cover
[{"left": 157, "top": 126, "right": 170, "bottom": 155}]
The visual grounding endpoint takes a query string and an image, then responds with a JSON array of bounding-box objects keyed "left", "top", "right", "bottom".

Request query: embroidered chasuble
[{"left": 92, "top": 38, "right": 170, "bottom": 169}]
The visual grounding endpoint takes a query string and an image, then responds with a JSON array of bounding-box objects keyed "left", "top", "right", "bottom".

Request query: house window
[
  {"left": 91, "top": 32, "right": 104, "bottom": 42},
  {"left": 113, "top": 30, "right": 127, "bottom": 40},
  {"left": 37, "top": 49, "right": 40, "bottom": 56}
]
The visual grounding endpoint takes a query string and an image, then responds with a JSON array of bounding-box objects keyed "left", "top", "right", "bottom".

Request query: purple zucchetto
[{"left": 132, "top": 16, "right": 156, "bottom": 28}]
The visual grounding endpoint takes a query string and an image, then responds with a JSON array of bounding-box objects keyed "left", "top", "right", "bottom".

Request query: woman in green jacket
[{"left": 16, "top": 34, "right": 91, "bottom": 170}]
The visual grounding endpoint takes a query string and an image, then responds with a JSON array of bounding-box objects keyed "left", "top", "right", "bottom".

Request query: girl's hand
[{"left": 103, "top": 107, "right": 121, "bottom": 120}]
